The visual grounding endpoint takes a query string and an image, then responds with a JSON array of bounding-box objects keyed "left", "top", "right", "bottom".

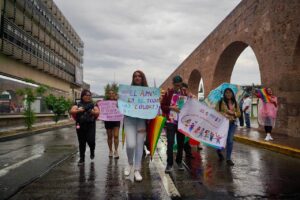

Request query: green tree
[
  {"left": 16, "top": 86, "right": 47, "bottom": 130},
  {"left": 104, "top": 82, "right": 119, "bottom": 99},
  {"left": 45, "top": 94, "right": 72, "bottom": 123}
]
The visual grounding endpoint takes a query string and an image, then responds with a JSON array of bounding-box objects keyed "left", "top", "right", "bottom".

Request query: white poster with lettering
[{"left": 178, "top": 99, "right": 229, "bottom": 149}]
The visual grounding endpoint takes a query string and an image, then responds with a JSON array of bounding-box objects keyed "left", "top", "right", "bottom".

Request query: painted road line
[
  {"left": 0, "top": 154, "right": 41, "bottom": 177},
  {"left": 153, "top": 140, "right": 181, "bottom": 199}
]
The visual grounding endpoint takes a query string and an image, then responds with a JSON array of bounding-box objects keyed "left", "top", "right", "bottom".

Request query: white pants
[{"left": 124, "top": 116, "right": 146, "bottom": 170}]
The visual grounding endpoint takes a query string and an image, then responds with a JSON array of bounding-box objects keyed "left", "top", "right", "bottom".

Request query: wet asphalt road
[
  {"left": 2, "top": 122, "right": 300, "bottom": 199},
  {"left": 0, "top": 126, "right": 78, "bottom": 200}
]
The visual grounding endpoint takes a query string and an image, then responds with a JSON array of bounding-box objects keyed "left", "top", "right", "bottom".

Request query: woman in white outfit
[{"left": 123, "top": 70, "right": 148, "bottom": 182}]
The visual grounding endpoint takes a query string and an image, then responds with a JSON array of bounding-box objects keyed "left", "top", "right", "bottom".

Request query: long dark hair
[
  {"left": 80, "top": 89, "right": 92, "bottom": 102},
  {"left": 222, "top": 88, "right": 237, "bottom": 109},
  {"left": 131, "top": 70, "right": 148, "bottom": 87}
]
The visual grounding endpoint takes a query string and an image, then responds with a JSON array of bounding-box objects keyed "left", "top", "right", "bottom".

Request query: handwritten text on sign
[
  {"left": 117, "top": 84, "right": 160, "bottom": 119},
  {"left": 97, "top": 100, "right": 123, "bottom": 121},
  {"left": 178, "top": 99, "right": 229, "bottom": 149}
]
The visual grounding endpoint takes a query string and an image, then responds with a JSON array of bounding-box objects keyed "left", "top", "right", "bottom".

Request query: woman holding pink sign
[
  {"left": 123, "top": 70, "right": 148, "bottom": 182},
  {"left": 103, "top": 90, "right": 121, "bottom": 159}
]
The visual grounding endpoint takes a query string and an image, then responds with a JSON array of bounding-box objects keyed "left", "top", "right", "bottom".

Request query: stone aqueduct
[{"left": 161, "top": 0, "right": 300, "bottom": 137}]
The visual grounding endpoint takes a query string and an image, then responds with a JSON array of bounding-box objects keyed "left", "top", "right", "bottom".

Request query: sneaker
[
  {"left": 217, "top": 150, "right": 224, "bottom": 161},
  {"left": 177, "top": 163, "right": 184, "bottom": 171},
  {"left": 269, "top": 134, "right": 274, "bottom": 140},
  {"left": 78, "top": 158, "right": 84, "bottom": 166},
  {"left": 226, "top": 160, "right": 235, "bottom": 166},
  {"left": 124, "top": 165, "right": 133, "bottom": 176},
  {"left": 90, "top": 151, "right": 95, "bottom": 160},
  {"left": 109, "top": 151, "right": 113, "bottom": 157},
  {"left": 114, "top": 151, "right": 119, "bottom": 159},
  {"left": 134, "top": 170, "right": 143, "bottom": 182},
  {"left": 144, "top": 146, "right": 150, "bottom": 155},
  {"left": 165, "top": 165, "right": 172, "bottom": 173},
  {"left": 265, "top": 133, "right": 271, "bottom": 141},
  {"left": 165, "top": 165, "right": 172, "bottom": 174}
]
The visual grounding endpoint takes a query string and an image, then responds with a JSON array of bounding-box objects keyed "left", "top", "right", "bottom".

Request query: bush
[
  {"left": 16, "top": 86, "right": 46, "bottom": 130},
  {"left": 45, "top": 94, "right": 72, "bottom": 123}
]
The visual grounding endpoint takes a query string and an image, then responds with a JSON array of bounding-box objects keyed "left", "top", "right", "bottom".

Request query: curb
[
  {"left": 0, "top": 122, "right": 74, "bottom": 142},
  {"left": 234, "top": 135, "right": 300, "bottom": 159}
]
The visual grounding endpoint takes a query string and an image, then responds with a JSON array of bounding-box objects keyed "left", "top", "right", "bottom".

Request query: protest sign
[
  {"left": 97, "top": 100, "right": 123, "bottom": 121},
  {"left": 117, "top": 84, "right": 160, "bottom": 119},
  {"left": 178, "top": 99, "right": 229, "bottom": 149},
  {"left": 169, "top": 93, "right": 187, "bottom": 124}
]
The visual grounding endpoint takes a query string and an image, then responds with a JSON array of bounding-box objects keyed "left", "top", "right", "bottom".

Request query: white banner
[{"left": 178, "top": 99, "right": 229, "bottom": 149}]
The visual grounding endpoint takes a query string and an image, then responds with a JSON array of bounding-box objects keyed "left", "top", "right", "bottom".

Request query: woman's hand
[
  {"left": 226, "top": 110, "right": 235, "bottom": 115},
  {"left": 77, "top": 107, "right": 85, "bottom": 113},
  {"left": 188, "top": 92, "right": 197, "bottom": 99},
  {"left": 170, "top": 105, "right": 180, "bottom": 113},
  {"left": 70, "top": 105, "right": 84, "bottom": 115}
]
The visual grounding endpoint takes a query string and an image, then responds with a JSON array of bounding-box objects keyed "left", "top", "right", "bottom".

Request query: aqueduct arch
[
  {"left": 212, "top": 41, "right": 262, "bottom": 88},
  {"left": 187, "top": 69, "right": 202, "bottom": 97},
  {"left": 161, "top": 0, "right": 300, "bottom": 137}
]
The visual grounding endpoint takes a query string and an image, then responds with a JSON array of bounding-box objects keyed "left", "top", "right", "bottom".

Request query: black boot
[
  {"left": 78, "top": 157, "right": 85, "bottom": 166},
  {"left": 90, "top": 150, "right": 95, "bottom": 160}
]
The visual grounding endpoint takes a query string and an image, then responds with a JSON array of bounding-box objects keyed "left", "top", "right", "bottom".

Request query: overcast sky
[{"left": 54, "top": 0, "right": 261, "bottom": 95}]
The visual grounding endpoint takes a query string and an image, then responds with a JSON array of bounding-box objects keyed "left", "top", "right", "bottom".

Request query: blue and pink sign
[{"left": 117, "top": 84, "right": 160, "bottom": 119}]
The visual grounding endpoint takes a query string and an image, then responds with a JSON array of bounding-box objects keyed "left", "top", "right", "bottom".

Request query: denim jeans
[
  {"left": 226, "top": 122, "right": 237, "bottom": 160},
  {"left": 244, "top": 113, "right": 251, "bottom": 128},
  {"left": 166, "top": 123, "right": 185, "bottom": 166},
  {"left": 124, "top": 116, "right": 146, "bottom": 170}
]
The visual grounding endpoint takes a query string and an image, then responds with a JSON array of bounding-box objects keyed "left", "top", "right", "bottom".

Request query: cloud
[{"left": 53, "top": 0, "right": 260, "bottom": 94}]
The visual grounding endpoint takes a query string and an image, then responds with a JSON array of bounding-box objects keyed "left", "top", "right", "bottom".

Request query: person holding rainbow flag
[{"left": 253, "top": 87, "right": 278, "bottom": 141}]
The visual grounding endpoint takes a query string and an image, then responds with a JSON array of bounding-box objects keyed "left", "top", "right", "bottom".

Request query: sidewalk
[
  {"left": 234, "top": 126, "right": 300, "bottom": 158},
  {"left": 0, "top": 119, "right": 74, "bottom": 142}
]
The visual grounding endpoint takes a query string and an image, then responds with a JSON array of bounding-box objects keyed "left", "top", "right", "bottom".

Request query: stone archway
[
  {"left": 212, "top": 41, "right": 262, "bottom": 88},
  {"left": 188, "top": 69, "right": 203, "bottom": 98}
]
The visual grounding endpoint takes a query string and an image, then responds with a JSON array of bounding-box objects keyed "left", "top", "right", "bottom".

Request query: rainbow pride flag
[
  {"left": 148, "top": 116, "right": 166, "bottom": 160},
  {"left": 257, "top": 88, "right": 271, "bottom": 103}
]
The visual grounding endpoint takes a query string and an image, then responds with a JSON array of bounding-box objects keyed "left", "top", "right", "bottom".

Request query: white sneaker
[
  {"left": 134, "top": 170, "right": 143, "bottom": 182},
  {"left": 114, "top": 151, "right": 119, "bottom": 159},
  {"left": 124, "top": 165, "right": 132, "bottom": 176},
  {"left": 109, "top": 151, "right": 113, "bottom": 157},
  {"left": 269, "top": 134, "right": 274, "bottom": 140},
  {"left": 144, "top": 146, "right": 150, "bottom": 155},
  {"left": 265, "top": 133, "right": 271, "bottom": 141}
]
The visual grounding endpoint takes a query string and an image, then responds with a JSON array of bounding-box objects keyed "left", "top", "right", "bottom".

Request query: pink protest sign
[{"left": 97, "top": 100, "right": 123, "bottom": 121}]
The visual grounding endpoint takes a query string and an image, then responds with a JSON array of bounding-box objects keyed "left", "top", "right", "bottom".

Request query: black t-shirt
[{"left": 76, "top": 102, "right": 96, "bottom": 124}]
